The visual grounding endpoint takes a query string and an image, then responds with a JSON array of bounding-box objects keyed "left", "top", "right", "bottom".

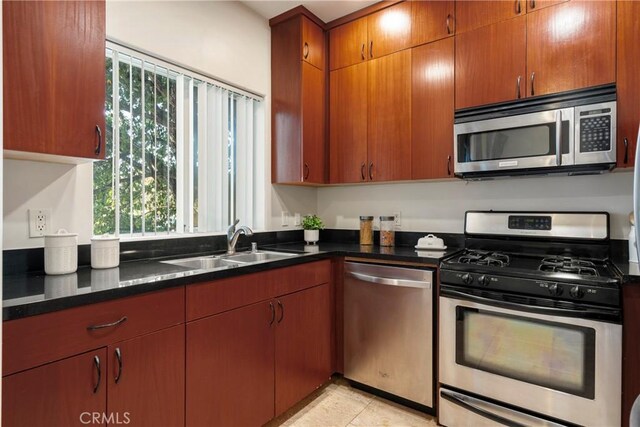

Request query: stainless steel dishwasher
[{"left": 344, "top": 261, "right": 434, "bottom": 407}]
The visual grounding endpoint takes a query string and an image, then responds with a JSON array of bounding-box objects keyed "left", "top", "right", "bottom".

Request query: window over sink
[{"left": 94, "top": 41, "right": 265, "bottom": 237}]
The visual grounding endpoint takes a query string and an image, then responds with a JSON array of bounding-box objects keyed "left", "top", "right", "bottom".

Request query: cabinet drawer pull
[
  {"left": 361, "top": 43, "right": 365, "bottom": 60},
  {"left": 516, "top": 75, "right": 522, "bottom": 99},
  {"left": 303, "top": 42, "right": 309, "bottom": 59},
  {"left": 369, "top": 162, "right": 374, "bottom": 181},
  {"left": 446, "top": 14, "right": 452, "bottom": 35},
  {"left": 303, "top": 163, "right": 310, "bottom": 180},
  {"left": 530, "top": 0, "right": 536, "bottom": 9},
  {"left": 369, "top": 40, "right": 373, "bottom": 58},
  {"left": 277, "top": 300, "right": 284, "bottom": 323},
  {"left": 269, "top": 302, "right": 276, "bottom": 325},
  {"left": 530, "top": 72, "right": 535, "bottom": 96},
  {"left": 624, "top": 137, "right": 629, "bottom": 164},
  {"left": 114, "top": 347, "right": 123, "bottom": 384},
  {"left": 447, "top": 155, "right": 452, "bottom": 176},
  {"left": 515, "top": 0, "right": 521, "bottom": 14},
  {"left": 95, "top": 125, "right": 102, "bottom": 155},
  {"left": 87, "top": 316, "right": 128, "bottom": 331},
  {"left": 93, "top": 355, "right": 101, "bottom": 394}
]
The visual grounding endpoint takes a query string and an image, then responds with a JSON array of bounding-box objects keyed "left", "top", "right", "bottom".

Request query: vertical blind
[{"left": 94, "top": 42, "right": 264, "bottom": 237}]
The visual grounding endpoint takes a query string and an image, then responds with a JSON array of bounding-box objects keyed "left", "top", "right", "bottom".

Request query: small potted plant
[{"left": 302, "top": 214, "right": 324, "bottom": 245}]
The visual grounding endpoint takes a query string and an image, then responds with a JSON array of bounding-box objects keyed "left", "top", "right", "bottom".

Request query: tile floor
[{"left": 268, "top": 381, "right": 437, "bottom": 427}]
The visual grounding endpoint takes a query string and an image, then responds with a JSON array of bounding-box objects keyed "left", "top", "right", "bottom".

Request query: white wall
[
  {"left": 317, "top": 171, "right": 634, "bottom": 239},
  {"left": 3, "top": 0, "right": 317, "bottom": 249}
]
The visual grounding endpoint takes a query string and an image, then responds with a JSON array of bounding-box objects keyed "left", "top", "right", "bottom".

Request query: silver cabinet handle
[
  {"left": 361, "top": 163, "right": 366, "bottom": 180},
  {"left": 516, "top": 75, "right": 521, "bottom": 99},
  {"left": 269, "top": 302, "right": 275, "bottom": 325},
  {"left": 530, "top": 0, "right": 536, "bottom": 9},
  {"left": 369, "top": 40, "right": 373, "bottom": 58},
  {"left": 87, "top": 316, "right": 128, "bottom": 331},
  {"left": 447, "top": 155, "right": 452, "bottom": 176},
  {"left": 515, "top": 0, "right": 521, "bottom": 14},
  {"left": 277, "top": 300, "right": 284, "bottom": 323},
  {"left": 530, "top": 71, "right": 535, "bottom": 96},
  {"left": 361, "top": 43, "right": 365, "bottom": 60},
  {"left": 555, "top": 110, "right": 562, "bottom": 166},
  {"left": 368, "top": 162, "right": 374, "bottom": 181},
  {"left": 303, "top": 42, "right": 309, "bottom": 59},
  {"left": 446, "top": 14, "right": 452, "bottom": 34},
  {"left": 93, "top": 355, "right": 101, "bottom": 394},
  {"left": 346, "top": 271, "right": 431, "bottom": 289},
  {"left": 95, "top": 125, "right": 102, "bottom": 155},
  {"left": 303, "top": 162, "right": 310, "bottom": 180},
  {"left": 114, "top": 348, "right": 123, "bottom": 384}
]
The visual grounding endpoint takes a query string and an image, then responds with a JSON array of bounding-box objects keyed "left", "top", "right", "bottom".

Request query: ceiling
[{"left": 242, "top": 1, "right": 378, "bottom": 24}]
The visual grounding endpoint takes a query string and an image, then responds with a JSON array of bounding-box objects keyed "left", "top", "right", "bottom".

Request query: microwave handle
[{"left": 555, "top": 111, "right": 562, "bottom": 166}]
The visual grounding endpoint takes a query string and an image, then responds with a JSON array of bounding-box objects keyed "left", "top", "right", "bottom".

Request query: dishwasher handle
[{"left": 346, "top": 271, "right": 431, "bottom": 289}]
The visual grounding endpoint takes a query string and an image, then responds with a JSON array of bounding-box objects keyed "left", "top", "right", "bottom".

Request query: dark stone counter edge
[{"left": 3, "top": 246, "right": 455, "bottom": 321}]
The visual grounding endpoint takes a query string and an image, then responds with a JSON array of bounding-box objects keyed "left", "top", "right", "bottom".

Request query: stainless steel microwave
[{"left": 453, "top": 85, "right": 617, "bottom": 179}]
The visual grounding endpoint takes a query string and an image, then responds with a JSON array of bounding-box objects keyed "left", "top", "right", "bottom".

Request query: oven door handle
[
  {"left": 441, "top": 288, "right": 619, "bottom": 320},
  {"left": 441, "top": 389, "right": 527, "bottom": 427}
]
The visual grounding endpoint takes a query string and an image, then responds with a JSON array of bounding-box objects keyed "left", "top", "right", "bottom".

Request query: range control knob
[
  {"left": 548, "top": 283, "right": 562, "bottom": 296},
  {"left": 478, "top": 275, "right": 490, "bottom": 286},
  {"left": 570, "top": 285, "right": 585, "bottom": 299},
  {"left": 461, "top": 273, "right": 474, "bottom": 285}
]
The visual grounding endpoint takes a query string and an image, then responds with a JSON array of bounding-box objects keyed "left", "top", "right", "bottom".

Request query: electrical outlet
[
  {"left": 393, "top": 211, "right": 401, "bottom": 227},
  {"left": 29, "top": 208, "right": 52, "bottom": 237},
  {"left": 294, "top": 213, "right": 301, "bottom": 227},
  {"left": 281, "top": 211, "right": 289, "bottom": 227}
]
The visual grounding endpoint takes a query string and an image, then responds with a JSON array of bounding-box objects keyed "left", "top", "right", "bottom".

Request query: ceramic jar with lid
[
  {"left": 44, "top": 229, "right": 78, "bottom": 275},
  {"left": 91, "top": 235, "right": 120, "bottom": 269}
]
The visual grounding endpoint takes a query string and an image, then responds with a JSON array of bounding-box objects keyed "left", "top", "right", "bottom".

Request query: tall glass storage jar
[
  {"left": 380, "top": 216, "right": 395, "bottom": 247},
  {"left": 360, "top": 216, "right": 374, "bottom": 245}
]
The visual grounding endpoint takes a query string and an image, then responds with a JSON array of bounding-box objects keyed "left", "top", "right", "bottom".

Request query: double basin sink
[{"left": 161, "top": 250, "right": 299, "bottom": 272}]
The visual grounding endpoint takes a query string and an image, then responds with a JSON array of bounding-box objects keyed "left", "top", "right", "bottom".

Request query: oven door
[
  {"left": 439, "top": 287, "right": 621, "bottom": 427},
  {"left": 454, "top": 107, "right": 574, "bottom": 175}
]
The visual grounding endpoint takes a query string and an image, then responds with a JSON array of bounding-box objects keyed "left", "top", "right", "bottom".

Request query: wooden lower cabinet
[
  {"left": 275, "top": 283, "right": 333, "bottom": 415},
  {"left": 3, "top": 349, "right": 107, "bottom": 427},
  {"left": 108, "top": 325, "right": 185, "bottom": 427},
  {"left": 186, "top": 300, "right": 276, "bottom": 427}
]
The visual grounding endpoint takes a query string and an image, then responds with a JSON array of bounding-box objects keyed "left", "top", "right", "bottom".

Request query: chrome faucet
[{"left": 227, "top": 219, "right": 253, "bottom": 255}]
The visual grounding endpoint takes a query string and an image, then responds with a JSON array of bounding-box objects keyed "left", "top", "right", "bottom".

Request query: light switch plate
[{"left": 29, "top": 208, "right": 51, "bottom": 237}]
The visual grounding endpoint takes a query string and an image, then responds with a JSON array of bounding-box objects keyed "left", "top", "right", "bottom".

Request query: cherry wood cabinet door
[
  {"left": 526, "top": 0, "right": 615, "bottom": 97},
  {"left": 3, "top": 349, "right": 107, "bottom": 427},
  {"left": 411, "top": 0, "right": 455, "bottom": 46},
  {"left": 275, "top": 284, "right": 332, "bottom": 416},
  {"left": 329, "top": 63, "right": 368, "bottom": 183},
  {"left": 186, "top": 301, "right": 275, "bottom": 427},
  {"left": 302, "top": 16, "right": 325, "bottom": 70},
  {"left": 526, "top": 0, "right": 568, "bottom": 13},
  {"left": 368, "top": 50, "right": 412, "bottom": 182},
  {"left": 367, "top": 2, "right": 412, "bottom": 59},
  {"left": 302, "top": 62, "right": 327, "bottom": 184},
  {"left": 329, "top": 17, "right": 368, "bottom": 71},
  {"left": 3, "top": 0, "right": 106, "bottom": 159},
  {"left": 107, "top": 326, "right": 185, "bottom": 427},
  {"left": 455, "top": 16, "right": 526, "bottom": 109},
  {"left": 411, "top": 38, "right": 455, "bottom": 179},
  {"left": 616, "top": 0, "right": 640, "bottom": 169},
  {"left": 456, "top": 0, "right": 525, "bottom": 34}
]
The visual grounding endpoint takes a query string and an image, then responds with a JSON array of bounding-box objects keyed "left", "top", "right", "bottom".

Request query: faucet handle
[{"left": 228, "top": 219, "right": 240, "bottom": 236}]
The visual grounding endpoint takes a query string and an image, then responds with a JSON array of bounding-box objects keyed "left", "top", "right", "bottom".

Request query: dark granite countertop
[
  {"left": 3, "top": 242, "right": 460, "bottom": 321},
  {"left": 611, "top": 257, "right": 640, "bottom": 284}
]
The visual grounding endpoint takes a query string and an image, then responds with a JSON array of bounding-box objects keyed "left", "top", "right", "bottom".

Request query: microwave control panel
[{"left": 579, "top": 110, "right": 611, "bottom": 153}]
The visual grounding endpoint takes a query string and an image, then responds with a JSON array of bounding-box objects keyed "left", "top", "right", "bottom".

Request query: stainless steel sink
[
  {"left": 160, "top": 251, "right": 299, "bottom": 271},
  {"left": 162, "top": 256, "right": 239, "bottom": 270},
  {"left": 225, "top": 251, "right": 298, "bottom": 264}
]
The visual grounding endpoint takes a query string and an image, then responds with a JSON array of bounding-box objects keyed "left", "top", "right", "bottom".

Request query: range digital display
[{"left": 508, "top": 215, "right": 552, "bottom": 231}]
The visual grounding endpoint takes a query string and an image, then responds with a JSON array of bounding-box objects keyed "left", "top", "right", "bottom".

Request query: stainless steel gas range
[{"left": 438, "top": 211, "right": 622, "bottom": 427}]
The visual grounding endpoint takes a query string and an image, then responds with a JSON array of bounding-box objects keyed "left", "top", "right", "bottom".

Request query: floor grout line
[{"left": 344, "top": 395, "right": 376, "bottom": 427}]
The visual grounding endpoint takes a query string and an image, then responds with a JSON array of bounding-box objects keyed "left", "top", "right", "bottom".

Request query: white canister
[
  {"left": 91, "top": 235, "right": 120, "bottom": 269},
  {"left": 44, "top": 229, "right": 78, "bottom": 275}
]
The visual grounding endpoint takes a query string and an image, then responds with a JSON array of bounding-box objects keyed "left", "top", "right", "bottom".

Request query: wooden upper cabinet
[
  {"left": 412, "top": 38, "right": 455, "bottom": 179},
  {"left": 526, "top": 0, "right": 615, "bottom": 97},
  {"left": 329, "top": 63, "right": 368, "bottom": 183},
  {"left": 302, "top": 62, "right": 326, "bottom": 183},
  {"left": 455, "top": 16, "right": 526, "bottom": 109},
  {"left": 456, "top": 0, "right": 525, "bottom": 34},
  {"left": 302, "top": 16, "right": 325, "bottom": 69},
  {"left": 330, "top": 17, "right": 368, "bottom": 70},
  {"left": 107, "top": 326, "right": 185, "bottom": 427},
  {"left": 411, "top": 0, "right": 455, "bottom": 46},
  {"left": 3, "top": 349, "right": 107, "bottom": 427},
  {"left": 526, "top": 0, "right": 568, "bottom": 13},
  {"left": 368, "top": 50, "right": 412, "bottom": 182},
  {"left": 3, "top": 0, "right": 106, "bottom": 159},
  {"left": 367, "top": 2, "right": 412, "bottom": 59},
  {"left": 617, "top": 0, "right": 640, "bottom": 169}
]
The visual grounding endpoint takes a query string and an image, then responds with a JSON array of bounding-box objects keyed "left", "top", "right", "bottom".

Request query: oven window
[
  {"left": 457, "top": 122, "right": 570, "bottom": 163},
  {"left": 455, "top": 307, "right": 596, "bottom": 399}
]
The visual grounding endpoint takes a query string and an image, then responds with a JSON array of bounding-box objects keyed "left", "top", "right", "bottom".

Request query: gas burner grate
[
  {"left": 539, "top": 257, "right": 599, "bottom": 277},
  {"left": 458, "top": 251, "right": 510, "bottom": 267}
]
